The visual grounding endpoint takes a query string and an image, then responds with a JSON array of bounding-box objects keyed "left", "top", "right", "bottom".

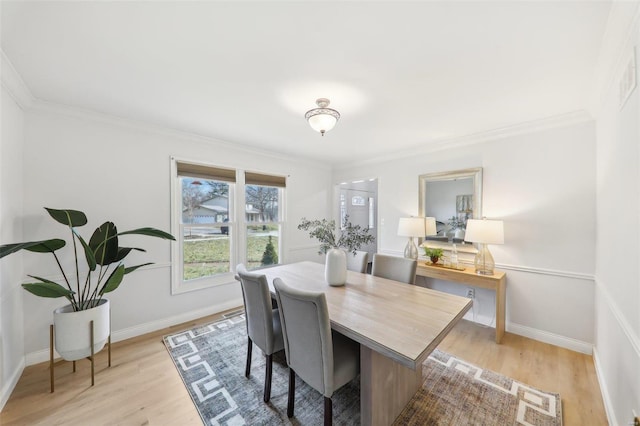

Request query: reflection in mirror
[{"left": 418, "top": 168, "right": 482, "bottom": 252}]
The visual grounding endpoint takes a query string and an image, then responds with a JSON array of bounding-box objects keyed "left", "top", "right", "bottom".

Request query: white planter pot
[
  {"left": 53, "top": 299, "right": 110, "bottom": 361},
  {"left": 325, "top": 248, "right": 347, "bottom": 286}
]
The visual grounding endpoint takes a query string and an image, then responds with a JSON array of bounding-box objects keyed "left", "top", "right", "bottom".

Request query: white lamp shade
[
  {"left": 464, "top": 219, "right": 504, "bottom": 244},
  {"left": 397, "top": 217, "right": 425, "bottom": 237},
  {"left": 308, "top": 114, "right": 337, "bottom": 133},
  {"left": 425, "top": 217, "right": 437, "bottom": 236}
]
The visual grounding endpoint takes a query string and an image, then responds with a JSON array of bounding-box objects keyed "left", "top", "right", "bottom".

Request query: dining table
[{"left": 261, "top": 261, "right": 472, "bottom": 425}]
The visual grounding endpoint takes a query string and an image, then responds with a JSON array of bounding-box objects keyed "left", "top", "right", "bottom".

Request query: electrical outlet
[{"left": 466, "top": 288, "right": 475, "bottom": 298}]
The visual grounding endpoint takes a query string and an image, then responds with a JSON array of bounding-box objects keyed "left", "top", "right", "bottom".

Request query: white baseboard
[
  {"left": 0, "top": 357, "right": 25, "bottom": 412},
  {"left": 507, "top": 322, "right": 593, "bottom": 354},
  {"left": 592, "top": 347, "right": 617, "bottom": 426},
  {"left": 25, "top": 298, "right": 244, "bottom": 366}
]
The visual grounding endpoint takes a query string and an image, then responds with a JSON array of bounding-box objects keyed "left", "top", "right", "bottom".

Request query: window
[
  {"left": 171, "top": 159, "right": 285, "bottom": 293},
  {"left": 181, "top": 177, "right": 232, "bottom": 281},
  {"left": 245, "top": 172, "right": 285, "bottom": 270}
]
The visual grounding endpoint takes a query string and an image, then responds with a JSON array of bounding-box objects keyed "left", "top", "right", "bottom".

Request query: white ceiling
[{"left": 1, "top": 1, "right": 611, "bottom": 166}]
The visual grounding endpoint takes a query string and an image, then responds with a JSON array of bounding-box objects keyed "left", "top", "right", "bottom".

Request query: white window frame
[{"left": 170, "top": 157, "right": 286, "bottom": 294}]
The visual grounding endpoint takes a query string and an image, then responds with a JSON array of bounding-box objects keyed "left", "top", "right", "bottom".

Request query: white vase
[
  {"left": 325, "top": 248, "right": 347, "bottom": 286},
  {"left": 53, "top": 299, "right": 110, "bottom": 361}
]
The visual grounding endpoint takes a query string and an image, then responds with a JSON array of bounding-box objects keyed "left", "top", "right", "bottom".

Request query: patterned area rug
[{"left": 163, "top": 315, "right": 562, "bottom": 425}]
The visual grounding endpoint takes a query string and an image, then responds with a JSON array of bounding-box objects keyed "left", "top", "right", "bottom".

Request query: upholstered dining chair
[
  {"left": 273, "top": 278, "right": 360, "bottom": 426},
  {"left": 371, "top": 253, "right": 417, "bottom": 284},
  {"left": 346, "top": 250, "right": 369, "bottom": 274},
  {"left": 236, "top": 264, "right": 284, "bottom": 403}
]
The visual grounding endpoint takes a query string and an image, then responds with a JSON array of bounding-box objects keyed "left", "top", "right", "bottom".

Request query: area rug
[{"left": 163, "top": 315, "right": 562, "bottom": 425}]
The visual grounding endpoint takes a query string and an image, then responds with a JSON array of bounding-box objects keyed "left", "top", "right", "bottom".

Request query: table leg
[
  {"left": 495, "top": 277, "right": 506, "bottom": 343},
  {"left": 360, "top": 345, "right": 422, "bottom": 426}
]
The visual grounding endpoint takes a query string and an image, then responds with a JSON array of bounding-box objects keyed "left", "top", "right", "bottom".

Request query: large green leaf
[
  {"left": 0, "top": 239, "right": 66, "bottom": 259},
  {"left": 22, "top": 279, "right": 75, "bottom": 298},
  {"left": 114, "top": 247, "right": 146, "bottom": 263},
  {"left": 45, "top": 208, "right": 87, "bottom": 227},
  {"left": 100, "top": 265, "right": 125, "bottom": 294},
  {"left": 73, "top": 230, "right": 97, "bottom": 271},
  {"left": 124, "top": 262, "right": 153, "bottom": 275},
  {"left": 25, "top": 239, "right": 67, "bottom": 253},
  {"left": 118, "top": 227, "right": 175, "bottom": 240},
  {"left": 89, "top": 222, "right": 119, "bottom": 266}
]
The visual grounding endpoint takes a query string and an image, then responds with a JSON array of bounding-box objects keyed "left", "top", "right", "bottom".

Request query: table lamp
[
  {"left": 464, "top": 218, "right": 504, "bottom": 275},
  {"left": 397, "top": 217, "right": 425, "bottom": 260},
  {"left": 425, "top": 216, "right": 437, "bottom": 238}
]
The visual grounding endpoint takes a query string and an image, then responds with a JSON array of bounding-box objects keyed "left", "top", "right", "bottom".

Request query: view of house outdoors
[{"left": 181, "top": 177, "right": 280, "bottom": 280}]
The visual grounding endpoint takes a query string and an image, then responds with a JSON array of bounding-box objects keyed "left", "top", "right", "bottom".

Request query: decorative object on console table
[
  {"left": 423, "top": 247, "right": 444, "bottom": 264},
  {"left": 464, "top": 218, "right": 504, "bottom": 275},
  {"left": 398, "top": 216, "right": 436, "bottom": 260},
  {"left": 398, "top": 217, "right": 425, "bottom": 260},
  {"left": 298, "top": 215, "right": 375, "bottom": 286},
  {"left": 0, "top": 207, "right": 175, "bottom": 391},
  {"left": 425, "top": 216, "right": 437, "bottom": 241}
]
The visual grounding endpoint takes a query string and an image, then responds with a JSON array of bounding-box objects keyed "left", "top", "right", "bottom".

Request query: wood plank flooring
[{"left": 0, "top": 309, "right": 607, "bottom": 425}]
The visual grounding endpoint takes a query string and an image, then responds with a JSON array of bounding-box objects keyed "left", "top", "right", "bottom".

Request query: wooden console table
[{"left": 415, "top": 262, "right": 506, "bottom": 343}]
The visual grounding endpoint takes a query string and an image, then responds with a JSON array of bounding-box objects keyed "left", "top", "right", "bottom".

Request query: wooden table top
[
  {"left": 261, "top": 261, "right": 472, "bottom": 369},
  {"left": 416, "top": 262, "right": 506, "bottom": 289}
]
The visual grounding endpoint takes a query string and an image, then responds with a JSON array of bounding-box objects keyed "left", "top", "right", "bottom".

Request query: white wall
[
  {"left": 592, "top": 3, "right": 640, "bottom": 424},
  {"left": 334, "top": 119, "right": 596, "bottom": 353},
  {"left": 18, "top": 104, "right": 331, "bottom": 362},
  {"left": 0, "top": 84, "right": 26, "bottom": 408}
]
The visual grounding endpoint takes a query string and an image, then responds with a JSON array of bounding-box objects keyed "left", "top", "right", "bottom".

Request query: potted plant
[
  {"left": 424, "top": 247, "right": 444, "bottom": 264},
  {"left": 0, "top": 208, "right": 175, "bottom": 361},
  {"left": 298, "top": 216, "right": 374, "bottom": 286}
]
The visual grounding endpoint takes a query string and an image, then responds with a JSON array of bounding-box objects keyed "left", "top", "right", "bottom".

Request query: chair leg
[
  {"left": 287, "top": 368, "right": 295, "bottom": 418},
  {"left": 263, "top": 354, "right": 272, "bottom": 403},
  {"left": 245, "top": 338, "right": 252, "bottom": 378},
  {"left": 324, "top": 397, "right": 332, "bottom": 426}
]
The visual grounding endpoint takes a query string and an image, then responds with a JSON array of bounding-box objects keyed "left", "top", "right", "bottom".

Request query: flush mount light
[{"left": 305, "top": 98, "right": 340, "bottom": 136}]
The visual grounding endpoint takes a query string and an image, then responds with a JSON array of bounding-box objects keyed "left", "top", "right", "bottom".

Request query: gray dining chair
[
  {"left": 273, "top": 278, "right": 360, "bottom": 426},
  {"left": 236, "top": 264, "right": 284, "bottom": 403},
  {"left": 346, "top": 250, "right": 369, "bottom": 274},
  {"left": 371, "top": 253, "right": 417, "bottom": 284}
]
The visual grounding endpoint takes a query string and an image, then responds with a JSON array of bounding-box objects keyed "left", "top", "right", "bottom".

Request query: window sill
[{"left": 171, "top": 272, "right": 238, "bottom": 295}]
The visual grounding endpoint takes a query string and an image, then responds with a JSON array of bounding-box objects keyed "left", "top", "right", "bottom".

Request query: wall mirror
[{"left": 418, "top": 167, "right": 482, "bottom": 253}]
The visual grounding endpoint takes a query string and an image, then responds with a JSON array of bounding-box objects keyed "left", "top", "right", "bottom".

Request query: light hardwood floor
[{"left": 1, "top": 309, "right": 607, "bottom": 425}]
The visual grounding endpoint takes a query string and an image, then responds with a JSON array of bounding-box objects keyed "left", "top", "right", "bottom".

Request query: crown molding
[
  {"left": 29, "top": 99, "right": 332, "bottom": 172},
  {"left": 0, "top": 51, "right": 330, "bottom": 172},
  {"left": 0, "top": 50, "right": 35, "bottom": 109},
  {"left": 334, "top": 109, "right": 592, "bottom": 170}
]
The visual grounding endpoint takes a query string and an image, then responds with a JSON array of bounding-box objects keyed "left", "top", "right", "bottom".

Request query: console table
[{"left": 415, "top": 262, "right": 506, "bottom": 343}]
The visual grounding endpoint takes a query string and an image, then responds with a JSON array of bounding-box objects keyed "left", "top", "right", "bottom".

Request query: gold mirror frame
[{"left": 418, "top": 167, "right": 482, "bottom": 253}]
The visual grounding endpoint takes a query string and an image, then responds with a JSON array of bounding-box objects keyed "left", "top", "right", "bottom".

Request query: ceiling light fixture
[{"left": 305, "top": 98, "right": 340, "bottom": 136}]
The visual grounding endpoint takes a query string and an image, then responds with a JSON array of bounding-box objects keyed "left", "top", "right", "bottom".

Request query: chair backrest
[
  {"left": 346, "top": 250, "right": 369, "bottom": 274},
  {"left": 274, "top": 278, "right": 333, "bottom": 396},
  {"left": 237, "top": 264, "right": 276, "bottom": 354},
  {"left": 371, "top": 254, "right": 417, "bottom": 284}
]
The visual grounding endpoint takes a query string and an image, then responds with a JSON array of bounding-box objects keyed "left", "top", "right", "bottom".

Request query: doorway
[{"left": 337, "top": 179, "right": 378, "bottom": 261}]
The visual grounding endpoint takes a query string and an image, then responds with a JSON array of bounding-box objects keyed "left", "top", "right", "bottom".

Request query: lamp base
[
  {"left": 474, "top": 244, "right": 495, "bottom": 275},
  {"left": 404, "top": 237, "right": 418, "bottom": 260}
]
